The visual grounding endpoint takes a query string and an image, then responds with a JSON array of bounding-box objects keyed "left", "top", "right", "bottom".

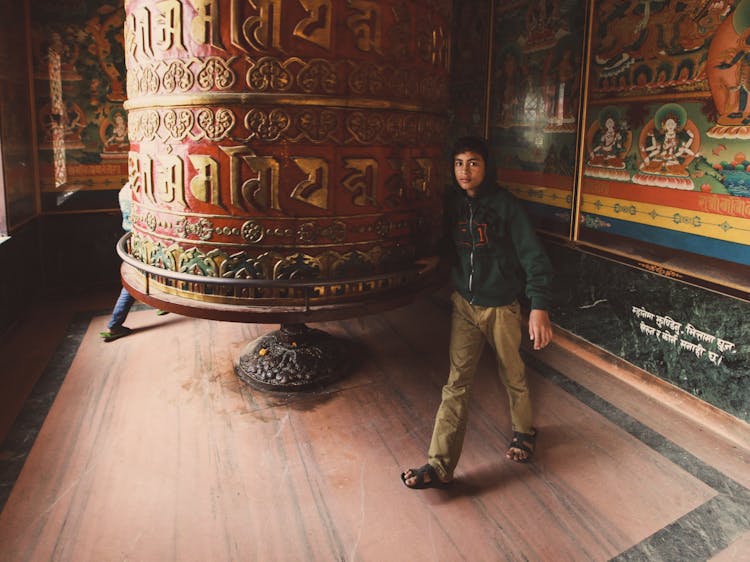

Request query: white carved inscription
[{"left": 632, "top": 306, "right": 736, "bottom": 366}]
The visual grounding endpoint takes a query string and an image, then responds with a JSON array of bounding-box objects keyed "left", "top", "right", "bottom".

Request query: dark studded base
[{"left": 235, "top": 323, "right": 354, "bottom": 391}]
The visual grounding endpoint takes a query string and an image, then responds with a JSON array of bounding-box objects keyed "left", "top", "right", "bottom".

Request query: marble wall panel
[{"left": 547, "top": 241, "right": 750, "bottom": 422}]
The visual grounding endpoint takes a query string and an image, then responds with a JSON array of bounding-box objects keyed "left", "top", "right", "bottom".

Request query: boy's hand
[{"left": 528, "top": 309, "right": 552, "bottom": 350}]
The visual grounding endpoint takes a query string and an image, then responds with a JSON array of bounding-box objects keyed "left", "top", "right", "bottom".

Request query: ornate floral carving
[
  {"left": 196, "top": 56, "right": 236, "bottom": 90},
  {"left": 162, "top": 59, "right": 195, "bottom": 92},
  {"left": 241, "top": 220, "right": 265, "bottom": 243},
  {"left": 245, "top": 108, "right": 291, "bottom": 141},
  {"left": 129, "top": 234, "right": 415, "bottom": 282},
  {"left": 349, "top": 63, "right": 385, "bottom": 96},
  {"left": 195, "top": 107, "right": 235, "bottom": 140},
  {"left": 179, "top": 247, "right": 219, "bottom": 276},
  {"left": 346, "top": 112, "right": 384, "bottom": 143},
  {"left": 139, "top": 65, "right": 161, "bottom": 95},
  {"left": 389, "top": 68, "right": 413, "bottom": 99},
  {"left": 295, "top": 109, "right": 338, "bottom": 143},
  {"left": 175, "top": 217, "right": 214, "bottom": 241},
  {"left": 162, "top": 109, "right": 194, "bottom": 140},
  {"left": 274, "top": 253, "right": 322, "bottom": 279},
  {"left": 297, "top": 58, "right": 338, "bottom": 93},
  {"left": 374, "top": 216, "right": 392, "bottom": 238},
  {"left": 323, "top": 221, "right": 346, "bottom": 243},
  {"left": 220, "top": 251, "right": 265, "bottom": 279},
  {"left": 130, "top": 109, "right": 161, "bottom": 142},
  {"left": 247, "top": 57, "right": 293, "bottom": 91},
  {"left": 144, "top": 211, "right": 158, "bottom": 231},
  {"left": 297, "top": 222, "right": 319, "bottom": 243}
]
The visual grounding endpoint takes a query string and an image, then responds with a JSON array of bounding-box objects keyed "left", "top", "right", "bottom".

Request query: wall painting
[
  {"left": 487, "top": 0, "right": 587, "bottom": 237},
  {"left": 31, "top": 0, "right": 128, "bottom": 212},
  {"left": 580, "top": 0, "right": 750, "bottom": 269}
]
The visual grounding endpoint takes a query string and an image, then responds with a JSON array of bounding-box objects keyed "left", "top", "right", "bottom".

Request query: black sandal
[
  {"left": 400, "top": 464, "right": 451, "bottom": 489},
  {"left": 506, "top": 428, "right": 537, "bottom": 463}
]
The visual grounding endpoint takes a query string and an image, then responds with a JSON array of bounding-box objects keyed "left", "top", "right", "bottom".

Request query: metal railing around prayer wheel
[
  {"left": 122, "top": 0, "right": 451, "bottom": 389},
  {"left": 119, "top": 233, "right": 440, "bottom": 389}
]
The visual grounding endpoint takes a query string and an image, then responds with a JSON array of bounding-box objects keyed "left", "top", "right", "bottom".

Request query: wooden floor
[{"left": 0, "top": 289, "right": 749, "bottom": 561}]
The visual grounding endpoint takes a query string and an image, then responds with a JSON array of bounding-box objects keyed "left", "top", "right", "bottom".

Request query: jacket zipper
[{"left": 468, "top": 200, "right": 475, "bottom": 303}]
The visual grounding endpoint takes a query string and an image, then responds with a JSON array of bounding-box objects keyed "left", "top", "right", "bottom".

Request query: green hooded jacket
[{"left": 443, "top": 181, "right": 554, "bottom": 311}]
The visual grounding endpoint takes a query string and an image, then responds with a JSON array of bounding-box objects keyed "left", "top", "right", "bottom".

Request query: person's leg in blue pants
[{"left": 101, "top": 287, "right": 135, "bottom": 341}]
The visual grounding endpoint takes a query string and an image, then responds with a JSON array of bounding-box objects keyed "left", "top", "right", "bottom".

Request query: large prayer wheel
[{"left": 120, "top": 0, "right": 451, "bottom": 388}]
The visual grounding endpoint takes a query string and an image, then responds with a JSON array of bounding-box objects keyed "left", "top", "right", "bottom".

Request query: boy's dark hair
[{"left": 450, "top": 136, "right": 489, "bottom": 162}]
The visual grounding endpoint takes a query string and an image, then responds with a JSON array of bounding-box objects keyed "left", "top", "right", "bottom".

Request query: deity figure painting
[
  {"left": 544, "top": 37, "right": 580, "bottom": 132},
  {"left": 584, "top": 106, "right": 632, "bottom": 181},
  {"left": 707, "top": 0, "right": 750, "bottom": 138},
  {"left": 101, "top": 109, "right": 128, "bottom": 153},
  {"left": 633, "top": 103, "right": 701, "bottom": 189},
  {"left": 522, "top": 0, "right": 565, "bottom": 53},
  {"left": 494, "top": 46, "right": 526, "bottom": 127}
]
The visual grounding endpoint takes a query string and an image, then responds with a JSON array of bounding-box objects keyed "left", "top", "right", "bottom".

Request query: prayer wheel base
[{"left": 235, "top": 324, "right": 354, "bottom": 392}]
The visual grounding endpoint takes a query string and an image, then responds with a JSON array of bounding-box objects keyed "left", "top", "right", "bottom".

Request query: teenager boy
[{"left": 401, "top": 136, "right": 554, "bottom": 489}]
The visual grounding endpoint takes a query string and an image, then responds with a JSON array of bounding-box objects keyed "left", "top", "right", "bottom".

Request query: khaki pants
[{"left": 428, "top": 292, "right": 531, "bottom": 480}]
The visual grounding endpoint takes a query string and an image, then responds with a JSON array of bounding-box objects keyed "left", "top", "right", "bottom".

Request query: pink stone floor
[{"left": 0, "top": 293, "right": 748, "bottom": 561}]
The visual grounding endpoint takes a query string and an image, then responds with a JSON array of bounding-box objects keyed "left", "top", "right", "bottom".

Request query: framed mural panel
[
  {"left": 0, "top": 1, "right": 37, "bottom": 232},
  {"left": 487, "top": 0, "right": 588, "bottom": 238},
  {"left": 579, "top": 0, "right": 750, "bottom": 288},
  {"left": 450, "top": 0, "right": 492, "bottom": 141},
  {"left": 31, "top": 0, "right": 128, "bottom": 212}
]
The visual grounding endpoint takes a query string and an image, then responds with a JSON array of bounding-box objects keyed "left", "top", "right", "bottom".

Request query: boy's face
[{"left": 454, "top": 150, "right": 486, "bottom": 197}]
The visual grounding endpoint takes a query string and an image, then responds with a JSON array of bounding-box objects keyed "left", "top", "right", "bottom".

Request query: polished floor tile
[{"left": 0, "top": 294, "right": 748, "bottom": 561}]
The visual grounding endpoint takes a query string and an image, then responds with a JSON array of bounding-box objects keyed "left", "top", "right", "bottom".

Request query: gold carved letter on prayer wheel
[{"left": 120, "top": 0, "right": 451, "bottom": 389}]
